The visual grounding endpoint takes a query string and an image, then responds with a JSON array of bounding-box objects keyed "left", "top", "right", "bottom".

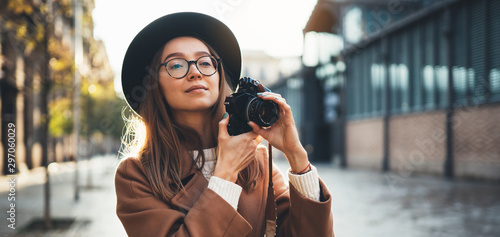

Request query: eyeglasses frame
[{"left": 159, "top": 55, "right": 221, "bottom": 79}]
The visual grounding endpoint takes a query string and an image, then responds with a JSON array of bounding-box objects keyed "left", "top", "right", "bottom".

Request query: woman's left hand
[{"left": 248, "top": 92, "right": 309, "bottom": 172}]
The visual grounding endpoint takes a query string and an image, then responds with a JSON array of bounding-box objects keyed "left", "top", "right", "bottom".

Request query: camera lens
[{"left": 247, "top": 98, "right": 279, "bottom": 127}]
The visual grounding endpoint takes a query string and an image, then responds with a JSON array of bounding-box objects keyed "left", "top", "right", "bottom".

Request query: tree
[{"left": 2, "top": 0, "right": 75, "bottom": 229}]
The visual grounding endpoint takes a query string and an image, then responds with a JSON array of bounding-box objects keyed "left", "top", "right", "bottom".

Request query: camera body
[{"left": 224, "top": 77, "right": 280, "bottom": 136}]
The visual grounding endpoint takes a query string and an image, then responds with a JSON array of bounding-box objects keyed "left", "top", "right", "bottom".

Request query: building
[
  {"left": 280, "top": 0, "right": 500, "bottom": 180},
  {"left": 241, "top": 50, "right": 282, "bottom": 86}
]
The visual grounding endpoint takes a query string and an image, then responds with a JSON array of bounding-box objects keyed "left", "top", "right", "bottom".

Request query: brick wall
[
  {"left": 345, "top": 105, "right": 500, "bottom": 181},
  {"left": 453, "top": 104, "right": 500, "bottom": 180},
  {"left": 389, "top": 111, "right": 447, "bottom": 177},
  {"left": 346, "top": 118, "right": 384, "bottom": 169}
]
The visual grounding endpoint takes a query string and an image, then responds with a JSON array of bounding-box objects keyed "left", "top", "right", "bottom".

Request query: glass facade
[{"left": 345, "top": 0, "right": 500, "bottom": 119}]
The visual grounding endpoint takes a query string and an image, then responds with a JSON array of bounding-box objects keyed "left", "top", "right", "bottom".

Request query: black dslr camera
[{"left": 224, "top": 77, "right": 280, "bottom": 136}]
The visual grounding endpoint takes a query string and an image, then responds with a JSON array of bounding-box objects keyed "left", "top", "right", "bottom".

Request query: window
[
  {"left": 453, "top": 4, "right": 467, "bottom": 104},
  {"left": 400, "top": 32, "right": 410, "bottom": 112},
  {"left": 489, "top": 0, "right": 500, "bottom": 100},
  {"left": 412, "top": 25, "right": 424, "bottom": 110},
  {"left": 390, "top": 36, "right": 401, "bottom": 113},
  {"left": 436, "top": 13, "right": 448, "bottom": 108},
  {"left": 343, "top": 0, "right": 498, "bottom": 120},
  {"left": 470, "top": 1, "right": 487, "bottom": 103},
  {"left": 423, "top": 20, "right": 436, "bottom": 109}
]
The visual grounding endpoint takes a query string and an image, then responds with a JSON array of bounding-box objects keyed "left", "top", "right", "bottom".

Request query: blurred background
[{"left": 0, "top": 0, "right": 499, "bottom": 236}]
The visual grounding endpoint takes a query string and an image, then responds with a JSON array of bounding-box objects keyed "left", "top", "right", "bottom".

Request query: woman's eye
[
  {"left": 199, "top": 60, "right": 213, "bottom": 67},
  {"left": 170, "top": 63, "right": 183, "bottom": 70}
]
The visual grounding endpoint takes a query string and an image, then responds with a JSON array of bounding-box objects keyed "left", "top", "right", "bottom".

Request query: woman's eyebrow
[
  {"left": 163, "top": 52, "right": 184, "bottom": 62},
  {"left": 163, "top": 51, "right": 211, "bottom": 62},
  {"left": 194, "top": 51, "right": 211, "bottom": 57}
]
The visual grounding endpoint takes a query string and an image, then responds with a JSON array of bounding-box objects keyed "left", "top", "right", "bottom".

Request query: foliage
[
  {"left": 48, "top": 79, "right": 125, "bottom": 139},
  {"left": 2, "top": 0, "right": 123, "bottom": 140},
  {"left": 81, "top": 80, "right": 126, "bottom": 139},
  {"left": 48, "top": 96, "right": 73, "bottom": 137},
  {"left": 3, "top": 0, "right": 75, "bottom": 88},
  {"left": 48, "top": 37, "right": 75, "bottom": 91}
]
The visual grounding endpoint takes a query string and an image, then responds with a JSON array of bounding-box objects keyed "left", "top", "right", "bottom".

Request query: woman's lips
[{"left": 185, "top": 85, "right": 208, "bottom": 93}]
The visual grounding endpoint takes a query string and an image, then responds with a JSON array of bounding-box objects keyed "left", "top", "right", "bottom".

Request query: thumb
[
  {"left": 248, "top": 121, "right": 269, "bottom": 139},
  {"left": 218, "top": 112, "right": 229, "bottom": 137}
]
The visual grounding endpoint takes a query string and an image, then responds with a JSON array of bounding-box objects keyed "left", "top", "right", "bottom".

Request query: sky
[{"left": 92, "top": 0, "right": 318, "bottom": 93}]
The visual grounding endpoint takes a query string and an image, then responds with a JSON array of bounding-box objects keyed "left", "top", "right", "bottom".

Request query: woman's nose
[{"left": 187, "top": 63, "right": 202, "bottom": 80}]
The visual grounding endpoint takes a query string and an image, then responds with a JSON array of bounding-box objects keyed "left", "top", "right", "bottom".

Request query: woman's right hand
[{"left": 213, "top": 113, "right": 262, "bottom": 183}]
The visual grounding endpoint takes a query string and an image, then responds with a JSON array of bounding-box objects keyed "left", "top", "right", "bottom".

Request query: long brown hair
[{"left": 121, "top": 38, "right": 262, "bottom": 202}]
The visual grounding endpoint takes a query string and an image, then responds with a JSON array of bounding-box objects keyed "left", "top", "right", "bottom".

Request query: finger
[
  {"left": 254, "top": 135, "right": 263, "bottom": 144},
  {"left": 257, "top": 93, "right": 288, "bottom": 117},
  {"left": 269, "top": 96, "right": 292, "bottom": 118},
  {"left": 257, "top": 92, "right": 282, "bottom": 100},
  {"left": 257, "top": 96, "right": 290, "bottom": 122},
  {"left": 218, "top": 112, "right": 229, "bottom": 138},
  {"left": 257, "top": 93, "right": 294, "bottom": 124},
  {"left": 258, "top": 92, "right": 288, "bottom": 107},
  {"left": 248, "top": 121, "right": 270, "bottom": 138},
  {"left": 248, "top": 121, "right": 262, "bottom": 133}
]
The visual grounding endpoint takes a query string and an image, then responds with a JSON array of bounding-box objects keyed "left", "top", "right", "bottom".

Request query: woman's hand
[
  {"left": 248, "top": 92, "right": 309, "bottom": 173},
  {"left": 214, "top": 113, "right": 263, "bottom": 183}
]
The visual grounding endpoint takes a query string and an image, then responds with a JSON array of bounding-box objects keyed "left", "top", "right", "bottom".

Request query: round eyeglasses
[{"left": 160, "top": 55, "right": 221, "bottom": 79}]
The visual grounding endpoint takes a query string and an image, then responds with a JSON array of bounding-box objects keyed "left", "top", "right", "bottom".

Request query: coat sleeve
[
  {"left": 115, "top": 158, "right": 252, "bottom": 237},
  {"left": 272, "top": 163, "right": 335, "bottom": 237}
]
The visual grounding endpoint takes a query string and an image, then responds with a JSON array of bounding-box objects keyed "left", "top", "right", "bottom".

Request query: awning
[{"left": 303, "top": 0, "right": 339, "bottom": 34}]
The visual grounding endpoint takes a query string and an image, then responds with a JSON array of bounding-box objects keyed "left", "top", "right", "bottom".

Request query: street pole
[
  {"left": 86, "top": 89, "right": 93, "bottom": 189},
  {"left": 73, "top": 0, "right": 83, "bottom": 201},
  {"left": 42, "top": 0, "right": 53, "bottom": 229},
  {"left": 444, "top": 6, "right": 454, "bottom": 179}
]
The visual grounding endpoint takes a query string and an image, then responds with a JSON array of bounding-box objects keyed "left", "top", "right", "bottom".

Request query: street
[
  {"left": 0, "top": 155, "right": 499, "bottom": 236},
  {"left": 316, "top": 162, "right": 500, "bottom": 237}
]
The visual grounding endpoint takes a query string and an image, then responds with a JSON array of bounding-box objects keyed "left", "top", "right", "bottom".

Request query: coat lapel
[{"left": 170, "top": 170, "right": 208, "bottom": 212}]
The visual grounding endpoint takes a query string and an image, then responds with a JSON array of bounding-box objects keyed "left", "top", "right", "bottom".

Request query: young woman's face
[{"left": 159, "top": 37, "right": 220, "bottom": 114}]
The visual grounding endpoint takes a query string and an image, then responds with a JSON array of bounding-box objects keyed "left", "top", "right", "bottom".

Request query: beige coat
[{"left": 115, "top": 147, "right": 334, "bottom": 236}]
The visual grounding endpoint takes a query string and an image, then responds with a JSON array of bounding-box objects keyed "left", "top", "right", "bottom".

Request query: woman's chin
[{"left": 173, "top": 102, "right": 215, "bottom": 112}]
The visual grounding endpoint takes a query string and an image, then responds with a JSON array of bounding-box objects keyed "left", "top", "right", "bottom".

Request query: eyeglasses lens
[{"left": 165, "top": 56, "right": 217, "bottom": 78}]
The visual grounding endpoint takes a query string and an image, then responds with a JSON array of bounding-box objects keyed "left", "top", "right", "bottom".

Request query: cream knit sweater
[{"left": 193, "top": 148, "right": 321, "bottom": 210}]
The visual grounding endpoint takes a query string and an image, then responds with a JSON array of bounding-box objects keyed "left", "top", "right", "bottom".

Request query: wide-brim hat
[{"left": 121, "top": 12, "right": 241, "bottom": 115}]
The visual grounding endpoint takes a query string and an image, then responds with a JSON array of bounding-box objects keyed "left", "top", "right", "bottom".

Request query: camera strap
[{"left": 264, "top": 143, "right": 276, "bottom": 236}]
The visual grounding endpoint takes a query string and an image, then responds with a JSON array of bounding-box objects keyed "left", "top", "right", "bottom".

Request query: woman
[{"left": 116, "top": 12, "right": 334, "bottom": 236}]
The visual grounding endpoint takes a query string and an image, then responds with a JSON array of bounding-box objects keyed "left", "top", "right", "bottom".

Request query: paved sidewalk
[
  {"left": 0, "top": 155, "right": 126, "bottom": 237},
  {"left": 0, "top": 155, "right": 499, "bottom": 236}
]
